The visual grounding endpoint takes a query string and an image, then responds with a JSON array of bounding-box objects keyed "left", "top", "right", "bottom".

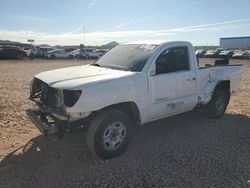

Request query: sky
[{"left": 0, "top": 0, "right": 250, "bottom": 46}]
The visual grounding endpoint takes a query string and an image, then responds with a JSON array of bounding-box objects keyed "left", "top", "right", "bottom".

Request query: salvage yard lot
[{"left": 0, "top": 58, "right": 250, "bottom": 187}]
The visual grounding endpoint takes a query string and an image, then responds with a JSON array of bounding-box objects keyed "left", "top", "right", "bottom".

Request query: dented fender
[{"left": 197, "top": 65, "right": 243, "bottom": 105}]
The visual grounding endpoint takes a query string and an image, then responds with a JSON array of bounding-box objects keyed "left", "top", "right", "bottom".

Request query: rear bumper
[{"left": 26, "top": 108, "right": 59, "bottom": 135}]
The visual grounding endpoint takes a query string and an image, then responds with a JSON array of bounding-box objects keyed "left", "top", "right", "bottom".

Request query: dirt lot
[{"left": 0, "top": 58, "right": 250, "bottom": 188}]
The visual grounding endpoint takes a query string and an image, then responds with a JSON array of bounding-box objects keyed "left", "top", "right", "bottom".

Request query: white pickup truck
[{"left": 26, "top": 41, "right": 243, "bottom": 159}]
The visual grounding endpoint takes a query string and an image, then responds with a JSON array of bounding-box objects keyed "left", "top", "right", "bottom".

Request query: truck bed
[{"left": 197, "top": 62, "right": 243, "bottom": 105}]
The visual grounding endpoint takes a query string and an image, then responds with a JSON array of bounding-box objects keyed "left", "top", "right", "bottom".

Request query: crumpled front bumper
[
  {"left": 26, "top": 102, "right": 70, "bottom": 136},
  {"left": 26, "top": 108, "right": 59, "bottom": 135}
]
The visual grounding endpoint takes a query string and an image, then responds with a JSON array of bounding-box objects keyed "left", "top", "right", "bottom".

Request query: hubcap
[
  {"left": 215, "top": 96, "right": 225, "bottom": 115},
  {"left": 103, "top": 121, "right": 126, "bottom": 151}
]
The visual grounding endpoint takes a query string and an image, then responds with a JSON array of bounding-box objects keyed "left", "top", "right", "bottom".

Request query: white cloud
[
  {"left": 8, "top": 14, "right": 49, "bottom": 22},
  {"left": 95, "top": 0, "right": 205, "bottom": 32},
  {"left": 88, "top": 0, "right": 96, "bottom": 9},
  {"left": 0, "top": 18, "right": 249, "bottom": 45},
  {"left": 192, "top": 0, "right": 205, "bottom": 5},
  {"left": 84, "top": 0, "right": 97, "bottom": 25},
  {"left": 95, "top": 6, "right": 186, "bottom": 32}
]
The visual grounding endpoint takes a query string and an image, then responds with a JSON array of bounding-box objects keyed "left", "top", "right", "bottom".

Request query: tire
[
  {"left": 30, "top": 53, "right": 35, "bottom": 59},
  {"left": 87, "top": 110, "right": 132, "bottom": 159},
  {"left": 69, "top": 55, "right": 74, "bottom": 59},
  {"left": 51, "top": 55, "right": 56, "bottom": 59},
  {"left": 17, "top": 53, "right": 23, "bottom": 60},
  {"left": 204, "top": 89, "right": 230, "bottom": 118}
]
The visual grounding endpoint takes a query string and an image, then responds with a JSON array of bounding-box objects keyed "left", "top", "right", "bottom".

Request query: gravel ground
[{"left": 0, "top": 58, "right": 250, "bottom": 188}]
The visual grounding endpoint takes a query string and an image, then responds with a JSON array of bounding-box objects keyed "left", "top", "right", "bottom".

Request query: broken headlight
[{"left": 63, "top": 90, "right": 82, "bottom": 107}]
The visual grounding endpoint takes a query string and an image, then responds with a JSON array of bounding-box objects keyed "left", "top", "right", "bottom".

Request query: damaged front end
[{"left": 26, "top": 78, "right": 82, "bottom": 138}]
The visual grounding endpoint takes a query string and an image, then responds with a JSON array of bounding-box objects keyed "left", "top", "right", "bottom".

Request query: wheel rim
[
  {"left": 103, "top": 121, "right": 126, "bottom": 151},
  {"left": 215, "top": 96, "right": 225, "bottom": 115}
]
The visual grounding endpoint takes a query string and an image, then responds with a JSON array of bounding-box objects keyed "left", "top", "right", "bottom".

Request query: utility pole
[
  {"left": 83, "top": 25, "right": 87, "bottom": 64},
  {"left": 27, "top": 39, "right": 35, "bottom": 59},
  {"left": 83, "top": 26, "right": 86, "bottom": 45}
]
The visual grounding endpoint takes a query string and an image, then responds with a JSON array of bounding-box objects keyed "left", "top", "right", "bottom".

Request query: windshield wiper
[
  {"left": 91, "top": 63, "right": 101, "bottom": 67},
  {"left": 104, "top": 65, "right": 130, "bottom": 71}
]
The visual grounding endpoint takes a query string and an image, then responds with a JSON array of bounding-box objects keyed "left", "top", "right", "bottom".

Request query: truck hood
[{"left": 35, "top": 65, "right": 135, "bottom": 89}]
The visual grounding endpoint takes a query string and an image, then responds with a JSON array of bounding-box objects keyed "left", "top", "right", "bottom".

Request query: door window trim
[{"left": 155, "top": 46, "right": 190, "bottom": 75}]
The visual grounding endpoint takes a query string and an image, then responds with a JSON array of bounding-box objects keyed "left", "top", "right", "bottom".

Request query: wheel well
[
  {"left": 214, "top": 80, "right": 230, "bottom": 94},
  {"left": 92, "top": 102, "right": 141, "bottom": 124}
]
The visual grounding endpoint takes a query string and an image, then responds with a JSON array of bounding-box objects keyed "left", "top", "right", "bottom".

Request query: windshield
[
  {"left": 95, "top": 44, "right": 157, "bottom": 72},
  {"left": 207, "top": 50, "right": 215, "bottom": 53},
  {"left": 48, "top": 49, "right": 59, "bottom": 53}
]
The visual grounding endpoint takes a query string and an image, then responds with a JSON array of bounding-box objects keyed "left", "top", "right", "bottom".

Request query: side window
[{"left": 155, "top": 46, "right": 189, "bottom": 74}]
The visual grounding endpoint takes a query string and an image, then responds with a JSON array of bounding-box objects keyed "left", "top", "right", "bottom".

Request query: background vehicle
[
  {"left": 26, "top": 41, "right": 242, "bottom": 159},
  {"left": 46, "top": 49, "right": 72, "bottom": 59},
  {"left": 218, "top": 50, "right": 234, "bottom": 58},
  {"left": 0, "top": 47, "right": 27, "bottom": 59},
  {"left": 232, "top": 51, "right": 250, "bottom": 59},
  {"left": 97, "top": 49, "right": 108, "bottom": 56},
  {"left": 195, "top": 49, "right": 206, "bottom": 58},
  {"left": 68, "top": 49, "right": 80, "bottom": 58},
  {"left": 204, "top": 48, "right": 224, "bottom": 58},
  {"left": 37, "top": 47, "right": 55, "bottom": 58},
  {"left": 65, "top": 48, "right": 76, "bottom": 53},
  {"left": 233, "top": 50, "right": 242, "bottom": 54},
  {"left": 79, "top": 48, "right": 102, "bottom": 58},
  {"left": 29, "top": 45, "right": 40, "bottom": 59}
]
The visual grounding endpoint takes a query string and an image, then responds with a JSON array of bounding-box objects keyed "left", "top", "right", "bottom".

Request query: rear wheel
[
  {"left": 87, "top": 110, "right": 132, "bottom": 159},
  {"left": 204, "top": 89, "right": 230, "bottom": 118}
]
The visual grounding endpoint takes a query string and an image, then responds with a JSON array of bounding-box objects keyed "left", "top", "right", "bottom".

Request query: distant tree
[{"left": 80, "top": 44, "right": 84, "bottom": 49}]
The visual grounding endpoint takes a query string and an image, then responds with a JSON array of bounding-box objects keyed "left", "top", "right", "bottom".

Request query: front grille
[
  {"left": 40, "top": 83, "right": 58, "bottom": 109},
  {"left": 30, "top": 78, "right": 62, "bottom": 110}
]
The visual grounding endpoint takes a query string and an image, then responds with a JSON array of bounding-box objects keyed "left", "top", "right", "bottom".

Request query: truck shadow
[{"left": 1, "top": 112, "right": 250, "bottom": 187}]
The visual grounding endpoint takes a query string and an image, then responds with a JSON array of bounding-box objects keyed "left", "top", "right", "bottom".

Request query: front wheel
[
  {"left": 204, "top": 89, "right": 230, "bottom": 118},
  {"left": 87, "top": 110, "right": 132, "bottom": 159}
]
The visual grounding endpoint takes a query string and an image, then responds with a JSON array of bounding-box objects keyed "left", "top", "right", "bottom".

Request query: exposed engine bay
[{"left": 27, "top": 78, "right": 84, "bottom": 137}]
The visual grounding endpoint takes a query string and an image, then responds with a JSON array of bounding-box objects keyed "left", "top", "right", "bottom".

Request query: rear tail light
[{"left": 63, "top": 90, "right": 82, "bottom": 107}]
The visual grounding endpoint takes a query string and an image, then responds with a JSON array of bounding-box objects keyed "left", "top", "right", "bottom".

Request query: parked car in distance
[
  {"left": 204, "top": 50, "right": 216, "bottom": 58},
  {"left": 79, "top": 48, "right": 102, "bottom": 58},
  {"left": 37, "top": 47, "right": 55, "bottom": 58},
  {"left": 195, "top": 49, "right": 206, "bottom": 58},
  {"left": 29, "top": 45, "right": 40, "bottom": 59},
  {"left": 65, "top": 48, "right": 77, "bottom": 53},
  {"left": 0, "top": 47, "right": 27, "bottom": 59},
  {"left": 232, "top": 51, "right": 250, "bottom": 59},
  {"left": 218, "top": 50, "right": 234, "bottom": 58},
  {"left": 27, "top": 41, "right": 243, "bottom": 159},
  {"left": 204, "top": 48, "right": 224, "bottom": 58},
  {"left": 97, "top": 49, "right": 109, "bottom": 56},
  {"left": 46, "top": 49, "right": 72, "bottom": 59},
  {"left": 234, "top": 50, "right": 242, "bottom": 54},
  {"left": 68, "top": 49, "right": 80, "bottom": 58}
]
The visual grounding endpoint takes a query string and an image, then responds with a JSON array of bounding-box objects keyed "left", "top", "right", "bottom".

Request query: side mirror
[{"left": 149, "top": 68, "right": 156, "bottom": 76}]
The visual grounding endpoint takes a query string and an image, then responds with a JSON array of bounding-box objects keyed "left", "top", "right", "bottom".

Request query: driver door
[{"left": 148, "top": 46, "right": 197, "bottom": 120}]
